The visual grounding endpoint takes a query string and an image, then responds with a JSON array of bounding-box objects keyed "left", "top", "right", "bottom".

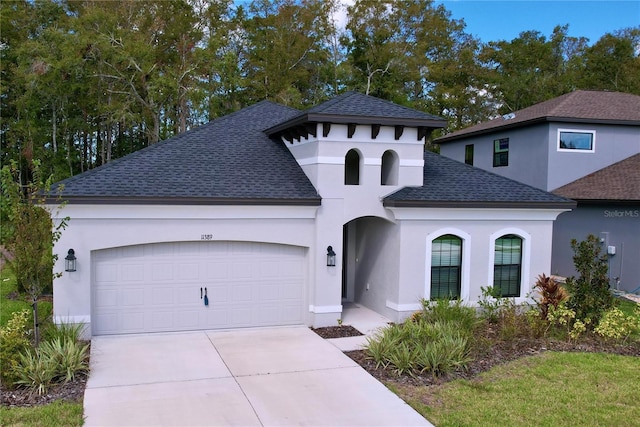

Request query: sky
[
  {"left": 333, "top": 1, "right": 639, "bottom": 45},
  {"left": 435, "top": 1, "right": 640, "bottom": 44}
]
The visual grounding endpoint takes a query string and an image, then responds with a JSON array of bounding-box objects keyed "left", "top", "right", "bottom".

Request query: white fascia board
[
  {"left": 389, "top": 207, "right": 571, "bottom": 221},
  {"left": 50, "top": 204, "right": 319, "bottom": 220}
]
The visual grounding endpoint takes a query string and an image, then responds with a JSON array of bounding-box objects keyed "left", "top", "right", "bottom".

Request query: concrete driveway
[{"left": 83, "top": 326, "right": 431, "bottom": 426}]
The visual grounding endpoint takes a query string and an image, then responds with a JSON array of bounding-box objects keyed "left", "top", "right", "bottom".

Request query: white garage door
[{"left": 92, "top": 241, "right": 307, "bottom": 335}]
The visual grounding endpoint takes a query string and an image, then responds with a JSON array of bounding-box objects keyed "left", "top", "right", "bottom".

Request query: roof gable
[
  {"left": 553, "top": 154, "right": 640, "bottom": 201},
  {"left": 436, "top": 90, "right": 640, "bottom": 143},
  {"left": 384, "top": 151, "right": 575, "bottom": 209},
  {"left": 51, "top": 101, "right": 321, "bottom": 205}
]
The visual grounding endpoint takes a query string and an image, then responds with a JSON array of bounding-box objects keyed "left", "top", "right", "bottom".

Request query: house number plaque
[{"left": 200, "top": 234, "right": 213, "bottom": 240}]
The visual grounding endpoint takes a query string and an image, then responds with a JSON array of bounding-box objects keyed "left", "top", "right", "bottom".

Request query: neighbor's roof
[
  {"left": 265, "top": 91, "right": 446, "bottom": 136},
  {"left": 436, "top": 90, "right": 640, "bottom": 143},
  {"left": 49, "top": 101, "right": 321, "bottom": 205},
  {"left": 384, "top": 151, "right": 575, "bottom": 209},
  {"left": 552, "top": 154, "right": 640, "bottom": 202}
]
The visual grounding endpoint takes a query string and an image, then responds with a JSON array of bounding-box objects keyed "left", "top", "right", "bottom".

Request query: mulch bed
[
  {"left": 344, "top": 323, "right": 640, "bottom": 388},
  {"left": 310, "top": 325, "right": 363, "bottom": 338},
  {"left": 1, "top": 343, "right": 90, "bottom": 408}
]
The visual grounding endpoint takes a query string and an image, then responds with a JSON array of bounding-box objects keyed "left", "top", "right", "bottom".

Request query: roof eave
[
  {"left": 45, "top": 196, "right": 322, "bottom": 206},
  {"left": 383, "top": 200, "right": 576, "bottom": 209},
  {"left": 265, "top": 112, "right": 447, "bottom": 135},
  {"left": 436, "top": 117, "right": 640, "bottom": 144}
]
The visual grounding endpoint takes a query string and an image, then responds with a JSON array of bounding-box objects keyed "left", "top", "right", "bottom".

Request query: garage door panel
[{"left": 93, "top": 241, "right": 306, "bottom": 335}]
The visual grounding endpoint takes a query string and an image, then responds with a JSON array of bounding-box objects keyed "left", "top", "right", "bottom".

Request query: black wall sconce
[
  {"left": 65, "top": 249, "right": 77, "bottom": 272},
  {"left": 326, "top": 246, "right": 336, "bottom": 267}
]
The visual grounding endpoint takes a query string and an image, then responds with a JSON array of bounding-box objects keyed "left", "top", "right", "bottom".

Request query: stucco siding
[
  {"left": 547, "top": 123, "right": 640, "bottom": 191},
  {"left": 51, "top": 204, "right": 319, "bottom": 334},
  {"left": 439, "top": 124, "right": 550, "bottom": 190},
  {"left": 552, "top": 204, "right": 640, "bottom": 292}
]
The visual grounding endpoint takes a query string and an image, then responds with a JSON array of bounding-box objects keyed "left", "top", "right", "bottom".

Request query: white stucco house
[{"left": 48, "top": 92, "right": 574, "bottom": 337}]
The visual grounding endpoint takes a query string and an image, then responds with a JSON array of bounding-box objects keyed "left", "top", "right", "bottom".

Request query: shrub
[
  {"left": 419, "top": 298, "right": 478, "bottom": 336},
  {"left": 0, "top": 309, "right": 32, "bottom": 387},
  {"left": 545, "top": 302, "right": 589, "bottom": 341},
  {"left": 13, "top": 348, "right": 58, "bottom": 395},
  {"left": 478, "top": 287, "right": 528, "bottom": 341},
  {"left": 532, "top": 273, "right": 568, "bottom": 320},
  {"left": 366, "top": 301, "right": 475, "bottom": 377},
  {"left": 42, "top": 321, "right": 86, "bottom": 343},
  {"left": 39, "top": 337, "right": 90, "bottom": 382},
  {"left": 565, "top": 235, "right": 614, "bottom": 324},
  {"left": 594, "top": 306, "right": 640, "bottom": 343}
]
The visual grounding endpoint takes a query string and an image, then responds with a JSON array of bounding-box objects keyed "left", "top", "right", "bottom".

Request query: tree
[
  {"left": 480, "top": 26, "right": 588, "bottom": 114},
  {"left": 579, "top": 27, "right": 640, "bottom": 94},
  {"left": 1, "top": 160, "right": 68, "bottom": 344},
  {"left": 565, "top": 234, "right": 614, "bottom": 325}
]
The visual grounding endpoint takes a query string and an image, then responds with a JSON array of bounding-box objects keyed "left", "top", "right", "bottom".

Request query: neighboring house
[
  {"left": 47, "top": 92, "right": 573, "bottom": 337},
  {"left": 552, "top": 154, "right": 640, "bottom": 293},
  {"left": 435, "top": 90, "right": 640, "bottom": 292}
]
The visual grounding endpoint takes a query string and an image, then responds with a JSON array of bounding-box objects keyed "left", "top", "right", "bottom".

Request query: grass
[
  {"left": 390, "top": 352, "right": 640, "bottom": 427},
  {"left": 1, "top": 268, "right": 83, "bottom": 427},
  {"left": 0, "top": 400, "right": 84, "bottom": 427},
  {"left": 0, "top": 268, "right": 52, "bottom": 328}
]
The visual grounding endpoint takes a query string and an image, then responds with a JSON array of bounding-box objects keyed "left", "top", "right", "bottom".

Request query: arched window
[
  {"left": 381, "top": 150, "right": 398, "bottom": 185},
  {"left": 493, "top": 234, "right": 523, "bottom": 297},
  {"left": 344, "top": 149, "right": 360, "bottom": 185},
  {"left": 430, "top": 234, "right": 462, "bottom": 299}
]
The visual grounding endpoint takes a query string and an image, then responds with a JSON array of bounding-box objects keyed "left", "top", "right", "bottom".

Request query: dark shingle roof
[
  {"left": 552, "top": 154, "right": 640, "bottom": 201},
  {"left": 384, "top": 151, "right": 575, "bottom": 209},
  {"left": 436, "top": 90, "right": 640, "bottom": 143},
  {"left": 50, "top": 101, "right": 321, "bottom": 205},
  {"left": 265, "top": 91, "right": 446, "bottom": 135}
]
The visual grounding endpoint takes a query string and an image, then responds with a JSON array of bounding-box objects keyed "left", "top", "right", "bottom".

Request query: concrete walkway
[{"left": 83, "top": 326, "right": 431, "bottom": 426}]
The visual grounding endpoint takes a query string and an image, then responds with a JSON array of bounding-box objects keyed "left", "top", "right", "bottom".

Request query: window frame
[
  {"left": 464, "top": 144, "right": 474, "bottom": 166},
  {"left": 493, "top": 234, "right": 523, "bottom": 297},
  {"left": 429, "top": 234, "right": 463, "bottom": 300},
  {"left": 493, "top": 138, "right": 509, "bottom": 167},
  {"left": 557, "top": 129, "right": 596, "bottom": 153}
]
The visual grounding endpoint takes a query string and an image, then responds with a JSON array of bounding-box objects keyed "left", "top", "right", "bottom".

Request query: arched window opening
[
  {"left": 344, "top": 149, "right": 360, "bottom": 185},
  {"left": 494, "top": 234, "right": 523, "bottom": 297},
  {"left": 430, "top": 234, "right": 462, "bottom": 299},
  {"left": 381, "top": 150, "right": 399, "bottom": 185}
]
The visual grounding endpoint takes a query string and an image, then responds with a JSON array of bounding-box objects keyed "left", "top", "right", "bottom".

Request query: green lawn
[
  {"left": 0, "top": 401, "right": 84, "bottom": 427},
  {"left": 391, "top": 351, "right": 640, "bottom": 427},
  {"left": 1, "top": 268, "right": 83, "bottom": 427}
]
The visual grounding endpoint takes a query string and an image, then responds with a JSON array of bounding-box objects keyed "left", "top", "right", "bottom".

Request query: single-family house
[
  {"left": 48, "top": 92, "right": 573, "bottom": 337},
  {"left": 435, "top": 90, "right": 640, "bottom": 292}
]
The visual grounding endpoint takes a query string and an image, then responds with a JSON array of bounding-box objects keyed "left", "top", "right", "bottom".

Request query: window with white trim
[
  {"left": 430, "top": 234, "right": 462, "bottom": 299},
  {"left": 558, "top": 129, "right": 595, "bottom": 152},
  {"left": 493, "top": 234, "right": 522, "bottom": 297}
]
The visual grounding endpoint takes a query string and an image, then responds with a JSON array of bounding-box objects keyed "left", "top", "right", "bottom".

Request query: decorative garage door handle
[
  {"left": 204, "top": 287, "right": 209, "bottom": 306},
  {"left": 200, "top": 287, "right": 203, "bottom": 299}
]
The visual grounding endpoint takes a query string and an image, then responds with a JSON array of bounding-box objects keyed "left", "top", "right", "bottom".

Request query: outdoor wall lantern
[
  {"left": 326, "top": 246, "right": 336, "bottom": 267},
  {"left": 65, "top": 249, "right": 77, "bottom": 272}
]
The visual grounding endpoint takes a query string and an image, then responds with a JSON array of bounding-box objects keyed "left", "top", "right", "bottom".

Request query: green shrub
[
  {"left": 13, "top": 348, "right": 58, "bottom": 395},
  {"left": 419, "top": 298, "right": 478, "bottom": 336},
  {"left": 42, "top": 321, "right": 86, "bottom": 343},
  {"left": 545, "top": 302, "right": 588, "bottom": 341},
  {"left": 0, "top": 309, "right": 32, "bottom": 387},
  {"left": 565, "top": 235, "right": 614, "bottom": 324},
  {"left": 478, "top": 287, "right": 529, "bottom": 341},
  {"left": 40, "top": 337, "right": 90, "bottom": 382},
  {"left": 594, "top": 306, "right": 640, "bottom": 343},
  {"left": 366, "top": 303, "right": 475, "bottom": 377}
]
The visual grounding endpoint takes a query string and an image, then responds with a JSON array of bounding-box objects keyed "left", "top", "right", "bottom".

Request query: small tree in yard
[
  {"left": 565, "top": 234, "right": 614, "bottom": 325},
  {"left": 1, "top": 160, "right": 67, "bottom": 344}
]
